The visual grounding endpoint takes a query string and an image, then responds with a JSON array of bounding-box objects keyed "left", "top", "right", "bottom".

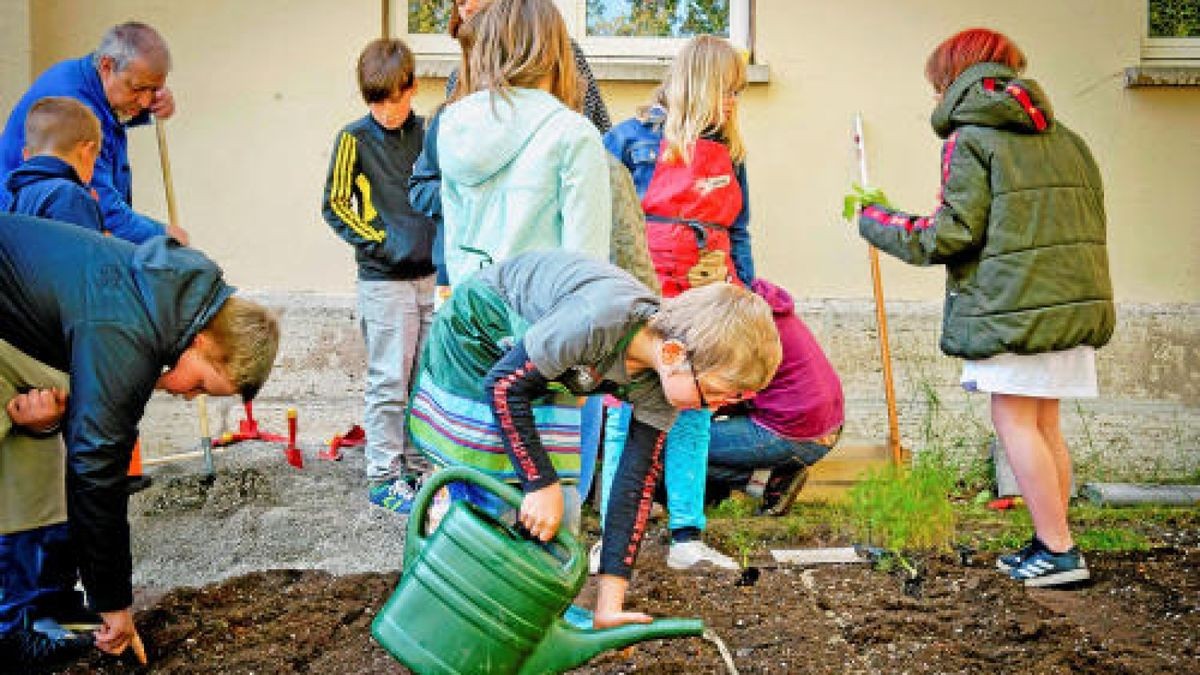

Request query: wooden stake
[{"left": 853, "top": 114, "right": 903, "bottom": 466}]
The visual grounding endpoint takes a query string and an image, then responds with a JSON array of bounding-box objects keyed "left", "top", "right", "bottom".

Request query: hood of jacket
[
  {"left": 131, "top": 236, "right": 235, "bottom": 362},
  {"left": 931, "top": 62, "right": 1055, "bottom": 138},
  {"left": 439, "top": 88, "right": 568, "bottom": 187},
  {"left": 4, "top": 155, "right": 83, "bottom": 195},
  {"left": 751, "top": 278, "right": 794, "bottom": 317}
]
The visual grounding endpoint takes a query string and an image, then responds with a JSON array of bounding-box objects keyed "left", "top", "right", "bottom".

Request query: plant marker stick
[{"left": 853, "top": 113, "right": 903, "bottom": 466}]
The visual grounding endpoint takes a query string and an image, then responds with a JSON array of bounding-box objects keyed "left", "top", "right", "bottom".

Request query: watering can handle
[{"left": 405, "top": 466, "right": 584, "bottom": 572}]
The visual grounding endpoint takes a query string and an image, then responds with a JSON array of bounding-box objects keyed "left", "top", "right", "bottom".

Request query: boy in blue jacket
[
  {"left": 4, "top": 97, "right": 103, "bottom": 231},
  {"left": 320, "top": 38, "right": 437, "bottom": 508}
]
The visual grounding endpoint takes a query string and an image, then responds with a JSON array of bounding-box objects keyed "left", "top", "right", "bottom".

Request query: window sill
[
  {"left": 415, "top": 54, "right": 770, "bottom": 84},
  {"left": 1124, "top": 65, "right": 1200, "bottom": 87}
]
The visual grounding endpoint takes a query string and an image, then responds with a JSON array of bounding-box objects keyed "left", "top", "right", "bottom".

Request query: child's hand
[
  {"left": 519, "top": 482, "right": 564, "bottom": 542},
  {"left": 842, "top": 183, "right": 892, "bottom": 221},
  {"left": 6, "top": 388, "right": 68, "bottom": 433}
]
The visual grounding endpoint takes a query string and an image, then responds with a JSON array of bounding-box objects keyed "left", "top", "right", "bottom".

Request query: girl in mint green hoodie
[{"left": 436, "top": 0, "right": 611, "bottom": 286}]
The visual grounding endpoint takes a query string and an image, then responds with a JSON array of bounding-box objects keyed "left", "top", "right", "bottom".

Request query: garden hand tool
[
  {"left": 283, "top": 407, "right": 303, "bottom": 468},
  {"left": 155, "top": 116, "right": 214, "bottom": 478},
  {"left": 319, "top": 424, "right": 365, "bottom": 461},
  {"left": 212, "top": 400, "right": 287, "bottom": 447}
]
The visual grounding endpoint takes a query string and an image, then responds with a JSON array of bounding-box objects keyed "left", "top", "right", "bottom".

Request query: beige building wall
[
  {"left": 24, "top": 0, "right": 1200, "bottom": 302},
  {"left": 0, "top": 0, "right": 30, "bottom": 113},
  {"left": 15, "top": 1, "right": 1199, "bottom": 476}
]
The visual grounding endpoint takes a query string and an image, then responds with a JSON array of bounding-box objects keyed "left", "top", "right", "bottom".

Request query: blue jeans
[
  {"left": 576, "top": 396, "right": 604, "bottom": 502},
  {"left": 600, "top": 405, "right": 710, "bottom": 532},
  {"left": 707, "top": 415, "right": 834, "bottom": 489},
  {"left": 0, "top": 523, "right": 84, "bottom": 635}
]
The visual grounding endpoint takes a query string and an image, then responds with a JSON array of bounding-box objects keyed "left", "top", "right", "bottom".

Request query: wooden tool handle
[{"left": 153, "top": 118, "right": 180, "bottom": 228}]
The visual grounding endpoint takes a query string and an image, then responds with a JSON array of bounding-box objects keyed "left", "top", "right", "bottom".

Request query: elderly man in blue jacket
[
  {"left": 0, "top": 21, "right": 189, "bottom": 245},
  {"left": 0, "top": 215, "right": 279, "bottom": 670}
]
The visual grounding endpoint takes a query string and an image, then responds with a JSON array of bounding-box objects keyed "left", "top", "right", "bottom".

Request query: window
[
  {"left": 1143, "top": 0, "right": 1200, "bottom": 62},
  {"left": 401, "top": 0, "right": 751, "bottom": 59}
]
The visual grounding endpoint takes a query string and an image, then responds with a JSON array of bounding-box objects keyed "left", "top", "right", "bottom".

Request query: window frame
[
  {"left": 1142, "top": 1, "right": 1200, "bottom": 63},
  {"left": 396, "top": 0, "right": 752, "bottom": 60},
  {"left": 1142, "top": 37, "right": 1200, "bottom": 62}
]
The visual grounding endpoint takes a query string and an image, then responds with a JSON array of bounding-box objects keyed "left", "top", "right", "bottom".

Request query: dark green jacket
[
  {"left": 858, "top": 62, "right": 1114, "bottom": 359},
  {"left": 0, "top": 214, "right": 233, "bottom": 612}
]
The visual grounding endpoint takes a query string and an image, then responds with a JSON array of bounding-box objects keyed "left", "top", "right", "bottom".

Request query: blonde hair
[
  {"left": 654, "top": 35, "right": 746, "bottom": 165},
  {"left": 202, "top": 296, "right": 281, "bottom": 401},
  {"left": 24, "top": 97, "right": 101, "bottom": 156},
  {"left": 466, "top": 0, "right": 581, "bottom": 111},
  {"left": 649, "top": 282, "right": 780, "bottom": 392}
]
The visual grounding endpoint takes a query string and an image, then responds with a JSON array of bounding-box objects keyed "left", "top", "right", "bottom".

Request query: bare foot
[{"left": 592, "top": 610, "right": 653, "bottom": 629}]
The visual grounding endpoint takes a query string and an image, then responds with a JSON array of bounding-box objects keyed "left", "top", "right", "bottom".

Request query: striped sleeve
[
  {"left": 857, "top": 130, "right": 991, "bottom": 266},
  {"left": 320, "top": 131, "right": 388, "bottom": 248}
]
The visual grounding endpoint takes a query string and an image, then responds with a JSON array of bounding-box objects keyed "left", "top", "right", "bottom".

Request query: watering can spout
[{"left": 519, "top": 617, "right": 704, "bottom": 674}]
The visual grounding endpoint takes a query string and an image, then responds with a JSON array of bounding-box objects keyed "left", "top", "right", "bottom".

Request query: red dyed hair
[{"left": 925, "top": 28, "right": 1027, "bottom": 93}]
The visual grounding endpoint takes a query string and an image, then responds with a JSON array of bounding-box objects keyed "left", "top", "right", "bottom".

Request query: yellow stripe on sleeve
[{"left": 328, "top": 132, "right": 385, "bottom": 243}]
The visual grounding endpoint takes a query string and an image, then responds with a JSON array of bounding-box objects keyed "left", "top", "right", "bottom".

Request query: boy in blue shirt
[
  {"left": 3, "top": 97, "right": 103, "bottom": 231},
  {"left": 320, "top": 39, "right": 437, "bottom": 509}
]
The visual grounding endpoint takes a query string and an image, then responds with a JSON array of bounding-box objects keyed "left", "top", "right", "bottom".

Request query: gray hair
[{"left": 92, "top": 22, "right": 171, "bottom": 73}]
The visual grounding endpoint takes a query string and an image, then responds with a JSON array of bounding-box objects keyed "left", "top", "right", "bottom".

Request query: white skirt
[{"left": 961, "top": 345, "right": 1098, "bottom": 398}]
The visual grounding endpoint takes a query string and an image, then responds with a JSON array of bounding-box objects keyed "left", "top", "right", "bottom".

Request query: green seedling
[
  {"left": 842, "top": 183, "right": 892, "bottom": 221},
  {"left": 847, "top": 451, "right": 957, "bottom": 554}
]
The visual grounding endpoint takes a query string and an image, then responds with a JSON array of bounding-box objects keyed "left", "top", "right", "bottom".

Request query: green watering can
[{"left": 371, "top": 466, "right": 704, "bottom": 674}]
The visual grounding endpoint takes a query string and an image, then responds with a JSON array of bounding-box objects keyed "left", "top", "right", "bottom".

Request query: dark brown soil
[{"left": 61, "top": 540, "right": 1199, "bottom": 674}]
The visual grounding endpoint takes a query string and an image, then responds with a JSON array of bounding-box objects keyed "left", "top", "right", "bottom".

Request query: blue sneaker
[
  {"left": 369, "top": 476, "right": 419, "bottom": 514},
  {"left": 996, "top": 537, "right": 1043, "bottom": 573},
  {"left": 1009, "top": 546, "right": 1090, "bottom": 587}
]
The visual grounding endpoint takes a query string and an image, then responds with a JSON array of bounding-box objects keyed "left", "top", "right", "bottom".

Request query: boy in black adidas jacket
[{"left": 320, "top": 38, "right": 437, "bottom": 503}]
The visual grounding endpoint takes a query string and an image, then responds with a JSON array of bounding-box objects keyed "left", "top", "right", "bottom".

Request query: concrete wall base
[{"left": 137, "top": 293, "right": 1200, "bottom": 482}]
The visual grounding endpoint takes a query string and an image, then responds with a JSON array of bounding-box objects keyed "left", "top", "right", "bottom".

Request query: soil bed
[{"left": 52, "top": 444, "right": 1199, "bottom": 674}]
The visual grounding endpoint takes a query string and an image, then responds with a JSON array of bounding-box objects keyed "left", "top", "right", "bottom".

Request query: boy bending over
[
  {"left": 0, "top": 215, "right": 279, "bottom": 670},
  {"left": 408, "top": 250, "right": 780, "bottom": 627}
]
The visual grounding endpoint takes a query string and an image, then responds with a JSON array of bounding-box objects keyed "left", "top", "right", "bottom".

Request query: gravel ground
[{"left": 129, "top": 441, "right": 407, "bottom": 591}]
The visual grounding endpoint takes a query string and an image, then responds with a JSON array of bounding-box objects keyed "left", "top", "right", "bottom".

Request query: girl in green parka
[{"left": 856, "top": 28, "right": 1114, "bottom": 588}]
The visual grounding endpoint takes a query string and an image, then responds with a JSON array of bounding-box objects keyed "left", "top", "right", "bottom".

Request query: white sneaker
[
  {"left": 667, "top": 541, "right": 739, "bottom": 570},
  {"left": 588, "top": 540, "right": 602, "bottom": 575}
]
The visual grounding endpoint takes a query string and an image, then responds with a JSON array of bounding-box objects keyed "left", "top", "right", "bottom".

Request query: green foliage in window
[
  {"left": 1149, "top": 0, "right": 1200, "bottom": 37},
  {"left": 409, "top": 0, "right": 453, "bottom": 35},
  {"left": 587, "top": 0, "right": 729, "bottom": 38}
]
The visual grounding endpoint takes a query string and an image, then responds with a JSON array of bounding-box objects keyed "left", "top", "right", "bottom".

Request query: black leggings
[
  {"left": 598, "top": 417, "right": 667, "bottom": 579},
  {"left": 484, "top": 339, "right": 667, "bottom": 579}
]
